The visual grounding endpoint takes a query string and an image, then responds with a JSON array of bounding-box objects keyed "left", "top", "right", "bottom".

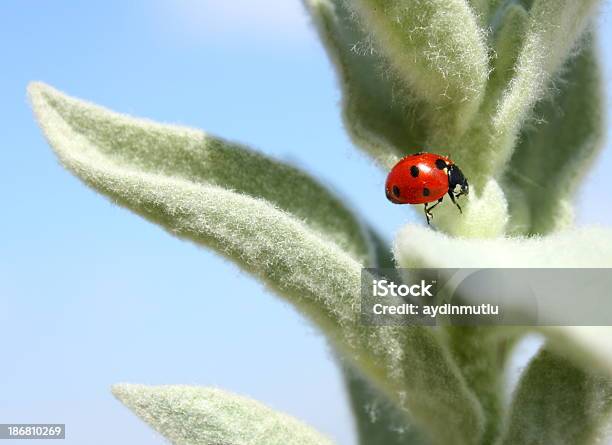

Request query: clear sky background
[{"left": 1, "top": 1, "right": 612, "bottom": 444}]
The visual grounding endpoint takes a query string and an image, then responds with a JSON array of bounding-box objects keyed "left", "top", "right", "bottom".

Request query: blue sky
[{"left": 1, "top": 1, "right": 612, "bottom": 444}]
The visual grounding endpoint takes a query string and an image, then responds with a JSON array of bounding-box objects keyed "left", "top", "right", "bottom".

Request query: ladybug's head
[{"left": 448, "top": 164, "right": 469, "bottom": 196}]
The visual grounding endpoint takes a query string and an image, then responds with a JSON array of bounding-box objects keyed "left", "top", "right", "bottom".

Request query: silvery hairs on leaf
[
  {"left": 30, "top": 83, "right": 485, "bottom": 445},
  {"left": 305, "top": 0, "right": 428, "bottom": 168},
  {"left": 339, "top": 361, "right": 429, "bottom": 445},
  {"left": 29, "top": 84, "right": 372, "bottom": 263},
  {"left": 482, "top": 0, "right": 599, "bottom": 184},
  {"left": 347, "top": 0, "right": 489, "bottom": 140},
  {"left": 441, "top": 0, "right": 600, "bottom": 195},
  {"left": 112, "top": 384, "right": 335, "bottom": 445},
  {"left": 503, "top": 33, "right": 604, "bottom": 236},
  {"left": 306, "top": 0, "right": 491, "bottom": 167}
]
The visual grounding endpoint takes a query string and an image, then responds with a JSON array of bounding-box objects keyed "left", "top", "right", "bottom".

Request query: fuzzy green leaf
[
  {"left": 444, "top": 0, "right": 599, "bottom": 193},
  {"left": 305, "top": 0, "right": 427, "bottom": 167},
  {"left": 348, "top": 0, "right": 489, "bottom": 141},
  {"left": 431, "top": 178, "right": 509, "bottom": 239},
  {"left": 28, "top": 81, "right": 368, "bottom": 363},
  {"left": 442, "top": 327, "right": 515, "bottom": 444},
  {"left": 340, "top": 236, "right": 428, "bottom": 445},
  {"left": 366, "top": 228, "right": 395, "bottom": 269},
  {"left": 466, "top": 0, "right": 505, "bottom": 28},
  {"left": 465, "top": 0, "right": 493, "bottom": 26},
  {"left": 394, "top": 225, "right": 612, "bottom": 269},
  {"left": 112, "top": 384, "right": 335, "bottom": 445},
  {"left": 503, "top": 34, "right": 604, "bottom": 235},
  {"left": 28, "top": 82, "right": 371, "bottom": 263},
  {"left": 339, "top": 361, "right": 428, "bottom": 445},
  {"left": 394, "top": 225, "right": 612, "bottom": 375},
  {"left": 395, "top": 226, "right": 612, "bottom": 441},
  {"left": 489, "top": 0, "right": 599, "bottom": 178},
  {"left": 332, "top": 233, "right": 432, "bottom": 445},
  {"left": 543, "top": 327, "right": 612, "bottom": 377},
  {"left": 30, "top": 83, "right": 484, "bottom": 445},
  {"left": 490, "top": 4, "right": 529, "bottom": 92},
  {"left": 499, "top": 349, "right": 612, "bottom": 445}
]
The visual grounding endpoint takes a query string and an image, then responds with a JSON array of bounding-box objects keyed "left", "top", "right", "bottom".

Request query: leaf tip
[
  {"left": 27, "top": 80, "right": 46, "bottom": 96},
  {"left": 111, "top": 383, "right": 146, "bottom": 406},
  {"left": 27, "top": 81, "right": 55, "bottom": 107}
]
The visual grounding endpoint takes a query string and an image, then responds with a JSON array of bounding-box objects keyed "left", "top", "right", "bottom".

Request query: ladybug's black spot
[
  {"left": 435, "top": 159, "right": 447, "bottom": 170},
  {"left": 410, "top": 165, "right": 419, "bottom": 177},
  {"left": 392, "top": 185, "right": 401, "bottom": 197},
  {"left": 423, "top": 187, "right": 431, "bottom": 197}
]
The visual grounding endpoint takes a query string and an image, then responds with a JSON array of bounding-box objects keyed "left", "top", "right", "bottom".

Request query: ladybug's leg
[
  {"left": 423, "top": 204, "right": 432, "bottom": 225},
  {"left": 424, "top": 198, "right": 444, "bottom": 225},
  {"left": 455, "top": 189, "right": 468, "bottom": 199},
  {"left": 448, "top": 191, "right": 463, "bottom": 214}
]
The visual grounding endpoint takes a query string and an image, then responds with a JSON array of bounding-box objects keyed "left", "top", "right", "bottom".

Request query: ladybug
[{"left": 385, "top": 152, "right": 469, "bottom": 225}]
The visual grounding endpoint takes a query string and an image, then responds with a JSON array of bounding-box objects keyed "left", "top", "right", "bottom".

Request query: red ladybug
[{"left": 385, "top": 152, "right": 469, "bottom": 224}]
